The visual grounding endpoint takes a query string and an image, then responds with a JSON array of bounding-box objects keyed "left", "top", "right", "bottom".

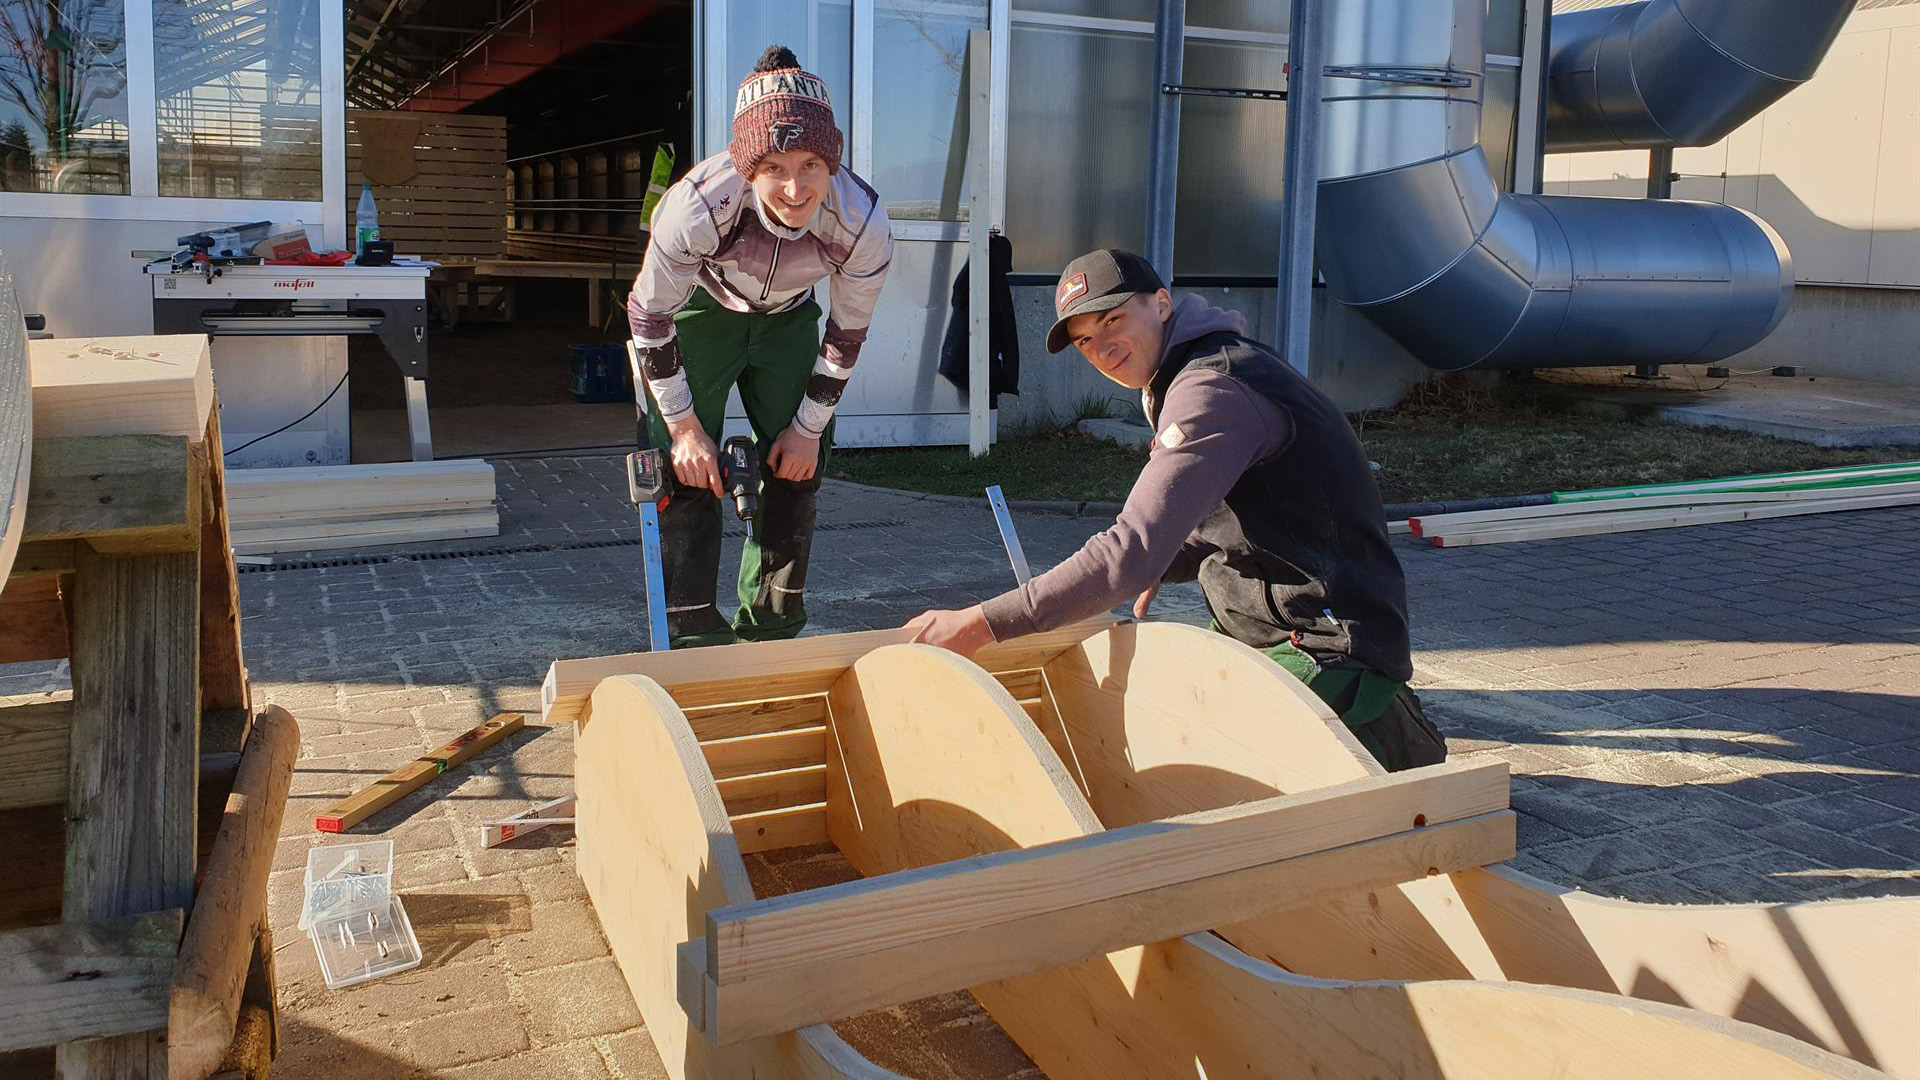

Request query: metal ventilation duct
[
  {"left": 1313, "top": 0, "right": 1831, "bottom": 371},
  {"left": 1548, "top": 0, "right": 1856, "bottom": 153}
]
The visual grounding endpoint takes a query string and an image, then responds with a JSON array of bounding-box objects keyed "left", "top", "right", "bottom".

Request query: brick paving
[{"left": 4, "top": 453, "right": 1914, "bottom": 1078}]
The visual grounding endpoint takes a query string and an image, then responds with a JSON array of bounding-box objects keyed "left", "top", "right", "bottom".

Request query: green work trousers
[
  {"left": 646, "top": 289, "right": 833, "bottom": 649},
  {"left": 1235, "top": 631, "right": 1449, "bottom": 773}
]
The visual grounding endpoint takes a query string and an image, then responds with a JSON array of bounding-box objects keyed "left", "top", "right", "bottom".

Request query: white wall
[
  {"left": 0, "top": 216, "right": 273, "bottom": 336},
  {"left": 1545, "top": 4, "right": 1920, "bottom": 289}
]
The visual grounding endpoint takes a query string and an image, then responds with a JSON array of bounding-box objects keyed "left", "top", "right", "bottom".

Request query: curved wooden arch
[
  {"left": 1040, "top": 622, "right": 1917, "bottom": 1078},
  {"left": 575, "top": 674, "right": 911, "bottom": 1080},
  {"left": 0, "top": 250, "right": 31, "bottom": 585},
  {"left": 827, "top": 643, "right": 1874, "bottom": 1080}
]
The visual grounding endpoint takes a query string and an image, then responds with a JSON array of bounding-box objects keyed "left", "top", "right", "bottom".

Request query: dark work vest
[{"left": 1146, "top": 330, "right": 1413, "bottom": 682}]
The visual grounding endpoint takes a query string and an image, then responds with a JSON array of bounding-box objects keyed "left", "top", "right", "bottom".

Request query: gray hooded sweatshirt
[{"left": 981, "top": 295, "right": 1293, "bottom": 639}]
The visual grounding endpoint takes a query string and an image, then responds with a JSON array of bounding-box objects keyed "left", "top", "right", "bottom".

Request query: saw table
[{"left": 147, "top": 262, "right": 436, "bottom": 462}]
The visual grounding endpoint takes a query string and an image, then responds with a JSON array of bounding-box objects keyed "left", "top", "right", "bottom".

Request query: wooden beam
[
  {"left": 314, "top": 713, "right": 524, "bottom": 832},
  {"left": 61, "top": 546, "right": 200, "bottom": 1077},
  {"left": 546, "top": 615, "right": 1114, "bottom": 722},
  {"left": 714, "top": 765, "right": 828, "bottom": 817},
  {"left": 701, "top": 727, "right": 828, "bottom": 781},
  {"left": 8, "top": 539, "right": 78, "bottom": 577},
  {"left": 171, "top": 705, "right": 299, "bottom": 1080},
  {"left": 197, "top": 409, "right": 249, "bottom": 716},
  {"left": 0, "top": 910, "right": 184, "bottom": 1052},
  {"left": 23, "top": 435, "right": 199, "bottom": 553},
  {"left": 683, "top": 697, "right": 828, "bottom": 742},
  {"left": 0, "top": 576, "right": 68, "bottom": 664},
  {"left": 0, "top": 694, "right": 71, "bottom": 811},
  {"left": 729, "top": 805, "right": 829, "bottom": 855},
  {"left": 27, "top": 335, "right": 213, "bottom": 444},
  {"left": 696, "top": 762, "right": 1512, "bottom": 1042}
]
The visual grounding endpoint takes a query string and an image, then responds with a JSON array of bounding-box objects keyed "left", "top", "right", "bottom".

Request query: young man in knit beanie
[{"left": 628, "top": 45, "right": 894, "bottom": 649}]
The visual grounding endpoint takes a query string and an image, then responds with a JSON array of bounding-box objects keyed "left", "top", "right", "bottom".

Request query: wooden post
[
  {"left": 967, "top": 28, "right": 992, "bottom": 458},
  {"left": 197, "top": 410, "right": 249, "bottom": 719},
  {"left": 61, "top": 545, "right": 201, "bottom": 1077},
  {"left": 172, "top": 705, "right": 299, "bottom": 1079}
]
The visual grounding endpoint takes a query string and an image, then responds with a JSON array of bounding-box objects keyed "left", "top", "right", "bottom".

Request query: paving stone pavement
[{"left": 3, "top": 453, "right": 1914, "bottom": 1079}]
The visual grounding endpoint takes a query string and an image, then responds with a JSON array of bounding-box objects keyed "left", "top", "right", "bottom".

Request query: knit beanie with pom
[{"left": 730, "top": 45, "right": 844, "bottom": 179}]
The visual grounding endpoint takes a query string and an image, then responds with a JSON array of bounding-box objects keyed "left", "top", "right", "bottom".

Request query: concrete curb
[{"left": 824, "top": 477, "right": 1549, "bottom": 520}]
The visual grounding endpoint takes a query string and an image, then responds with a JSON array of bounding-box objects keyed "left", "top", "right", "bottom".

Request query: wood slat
[
  {"left": 0, "top": 695, "right": 71, "bottom": 811},
  {"left": 23, "top": 435, "right": 199, "bottom": 553},
  {"left": 715, "top": 766, "right": 828, "bottom": 817},
  {"left": 197, "top": 410, "right": 248, "bottom": 715},
  {"left": 27, "top": 336, "right": 213, "bottom": 445},
  {"left": 701, "top": 728, "right": 829, "bottom": 782},
  {"left": 730, "top": 805, "right": 828, "bottom": 855},
  {"left": 993, "top": 669, "right": 1045, "bottom": 701},
  {"left": 61, "top": 546, "right": 200, "bottom": 1076},
  {"left": 314, "top": 714, "right": 524, "bottom": 833},
  {"left": 684, "top": 697, "right": 829, "bottom": 742},
  {"left": 0, "top": 910, "right": 184, "bottom": 1053}
]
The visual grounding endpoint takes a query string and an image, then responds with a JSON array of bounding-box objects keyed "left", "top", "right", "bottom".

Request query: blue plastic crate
[{"left": 569, "top": 344, "right": 632, "bottom": 404}]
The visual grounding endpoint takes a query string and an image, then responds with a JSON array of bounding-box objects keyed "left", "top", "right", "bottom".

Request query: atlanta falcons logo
[{"left": 768, "top": 121, "right": 806, "bottom": 152}]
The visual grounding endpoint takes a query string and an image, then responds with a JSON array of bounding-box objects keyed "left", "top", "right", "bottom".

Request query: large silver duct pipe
[
  {"left": 1315, "top": 0, "right": 1798, "bottom": 371},
  {"left": 1548, "top": 0, "right": 1855, "bottom": 153}
]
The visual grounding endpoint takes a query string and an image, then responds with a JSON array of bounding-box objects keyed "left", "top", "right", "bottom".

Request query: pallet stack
[
  {"left": 1412, "top": 462, "right": 1920, "bottom": 547},
  {"left": 224, "top": 459, "right": 499, "bottom": 555},
  {"left": 0, "top": 332, "right": 299, "bottom": 1079}
]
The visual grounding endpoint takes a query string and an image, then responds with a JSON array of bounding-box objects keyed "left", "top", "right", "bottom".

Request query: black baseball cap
[{"left": 1045, "top": 249, "right": 1166, "bottom": 354}]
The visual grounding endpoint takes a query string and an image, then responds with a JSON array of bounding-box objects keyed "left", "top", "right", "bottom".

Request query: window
[
  {"left": 154, "top": 0, "right": 323, "bottom": 199},
  {"left": 0, "top": 0, "right": 131, "bottom": 194},
  {"left": 725, "top": 0, "right": 853, "bottom": 164},
  {"left": 871, "top": 0, "right": 987, "bottom": 221}
]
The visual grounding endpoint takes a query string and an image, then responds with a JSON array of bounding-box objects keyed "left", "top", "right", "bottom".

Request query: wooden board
[
  {"left": 0, "top": 694, "right": 71, "bottom": 811},
  {"left": 545, "top": 616, "right": 1114, "bottom": 722},
  {"left": 197, "top": 408, "right": 249, "bottom": 715},
  {"left": 228, "top": 507, "right": 499, "bottom": 555},
  {"left": 27, "top": 336, "right": 213, "bottom": 444},
  {"left": 0, "top": 910, "right": 184, "bottom": 1052},
  {"left": 823, "top": 643, "right": 1876, "bottom": 1080},
  {"left": 1427, "top": 488, "right": 1920, "bottom": 546},
  {"left": 1411, "top": 480, "right": 1920, "bottom": 535},
  {"left": 24, "top": 435, "right": 200, "bottom": 554},
  {"left": 0, "top": 249, "right": 28, "bottom": 585},
  {"left": 61, "top": 546, "right": 200, "bottom": 1077},
  {"left": 699, "top": 755, "right": 1513, "bottom": 1041},
  {"left": 314, "top": 713, "right": 523, "bottom": 833},
  {"left": 223, "top": 459, "right": 496, "bottom": 520},
  {"left": 1042, "top": 623, "right": 1917, "bottom": 1077},
  {"left": 574, "top": 674, "right": 911, "bottom": 1080}
]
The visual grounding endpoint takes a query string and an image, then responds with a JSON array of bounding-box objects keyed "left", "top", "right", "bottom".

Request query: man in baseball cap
[{"left": 906, "top": 248, "right": 1445, "bottom": 772}]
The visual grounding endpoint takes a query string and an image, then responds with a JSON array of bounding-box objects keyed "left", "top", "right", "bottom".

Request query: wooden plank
[
  {"left": 170, "top": 705, "right": 299, "bottom": 1080},
  {"left": 730, "top": 805, "right": 829, "bottom": 855},
  {"left": 314, "top": 714, "right": 525, "bottom": 832},
  {"left": 1429, "top": 488, "right": 1920, "bottom": 546},
  {"left": 62, "top": 546, "right": 200, "bottom": 1077},
  {"left": 198, "top": 409, "right": 249, "bottom": 715},
  {"left": 684, "top": 697, "right": 829, "bottom": 741},
  {"left": 0, "top": 576, "right": 68, "bottom": 664},
  {"left": 992, "top": 668, "right": 1044, "bottom": 700},
  {"left": 0, "top": 694, "right": 71, "bottom": 811},
  {"left": 1412, "top": 480, "right": 1920, "bottom": 536},
  {"left": 715, "top": 766, "right": 828, "bottom": 816},
  {"left": 545, "top": 615, "right": 1114, "bottom": 722},
  {"left": 706, "top": 812, "right": 1513, "bottom": 1042},
  {"left": 701, "top": 728, "right": 828, "bottom": 781},
  {"left": 713, "top": 758, "right": 1509, "bottom": 982},
  {"left": 28, "top": 336, "right": 213, "bottom": 443},
  {"left": 23, "top": 435, "right": 199, "bottom": 553},
  {"left": 703, "top": 759, "right": 1512, "bottom": 1040},
  {"left": 229, "top": 510, "right": 500, "bottom": 556},
  {"left": 8, "top": 539, "right": 79, "bottom": 577},
  {"left": 0, "top": 910, "right": 184, "bottom": 1052}
]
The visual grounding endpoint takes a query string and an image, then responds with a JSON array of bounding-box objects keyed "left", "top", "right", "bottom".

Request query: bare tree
[{"left": 0, "top": 0, "right": 127, "bottom": 187}]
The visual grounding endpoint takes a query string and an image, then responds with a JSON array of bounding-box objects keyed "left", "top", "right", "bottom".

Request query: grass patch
[{"left": 827, "top": 377, "right": 1920, "bottom": 505}]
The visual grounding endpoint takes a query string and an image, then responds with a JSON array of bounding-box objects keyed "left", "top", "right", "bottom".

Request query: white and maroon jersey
[{"left": 627, "top": 151, "right": 894, "bottom": 436}]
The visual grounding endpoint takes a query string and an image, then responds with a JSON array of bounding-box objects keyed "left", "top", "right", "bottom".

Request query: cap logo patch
[
  {"left": 768, "top": 121, "right": 805, "bottom": 152},
  {"left": 1057, "top": 273, "right": 1088, "bottom": 313}
]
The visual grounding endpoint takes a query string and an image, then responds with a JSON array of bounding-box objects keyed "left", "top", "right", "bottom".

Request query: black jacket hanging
[{"left": 939, "top": 232, "right": 1020, "bottom": 405}]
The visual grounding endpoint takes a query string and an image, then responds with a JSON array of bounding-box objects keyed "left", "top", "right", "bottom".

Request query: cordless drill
[{"left": 626, "top": 435, "right": 759, "bottom": 522}]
